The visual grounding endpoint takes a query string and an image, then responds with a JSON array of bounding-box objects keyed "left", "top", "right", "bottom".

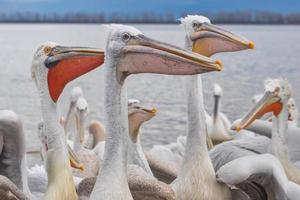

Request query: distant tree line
[{"left": 1, "top": 11, "right": 300, "bottom": 24}]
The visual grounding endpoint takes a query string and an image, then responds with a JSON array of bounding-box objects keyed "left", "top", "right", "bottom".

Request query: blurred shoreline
[{"left": 1, "top": 11, "right": 300, "bottom": 24}]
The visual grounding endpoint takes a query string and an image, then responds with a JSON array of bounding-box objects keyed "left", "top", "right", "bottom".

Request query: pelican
[
  {"left": 206, "top": 83, "right": 233, "bottom": 145},
  {"left": 64, "top": 86, "right": 84, "bottom": 138},
  {"left": 30, "top": 41, "right": 104, "bottom": 199},
  {"left": 128, "top": 99, "right": 180, "bottom": 183},
  {"left": 63, "top": 86, "right": 106, "bottom": 159},
  {"left": 169, "top": 15, "right": 254, "bottom": 199},
  {"left": 207, "top": 83, "right": 256, "bottom": 142},
  {"left": 89, "top": 24, "right": 222, "bottom": 200},
  {"left": 127, "top": 99, "right": 157, "bottom": 176},
  {"left": 69, "top": 97, "right": 100, "bottom": 178},
  {"left": 141, "top": 16, "right": 255, "bottom": 187},
  {"left": 210, "top": 79, "right": 300, "bottom": 187}
]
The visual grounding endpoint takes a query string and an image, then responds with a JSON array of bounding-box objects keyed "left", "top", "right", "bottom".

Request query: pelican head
[
  {"left": 105, "top": 24, "right": 223, "bottom": 83},
  {"left": 74, "top": 97, "right": 89, "bottom": 144},
  {"left": 232, "top": 79, "right": 292, "bottom": 131},
  {"left": 213, "top": 83, "right": 223, "bottom": 97},
  {"left": 128, "top": 99, "right": 157, "bottom": 143},
  {"left": 180, "top": 15, "right": 255, "bottom": 56},
  {"left": 71, "top": 86, "right": 84, "bottom": 103},
  {"left": 31, "top": 41, "right": 104, "bottom": 102}
]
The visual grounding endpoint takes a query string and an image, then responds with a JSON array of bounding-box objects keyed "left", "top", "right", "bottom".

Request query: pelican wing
[
  {"left": 216, "top": 154, "right": 300, "bottom": 200},
  {"left": 127, "top": 165, "right": 176, "bottom": 200},
  {"left": 244, "top": 119, "right": 273, "bottom": 138},
  {"left": 0, "top": 175, "right": 28, "bottom": 200},
  {"left": 209, "top": 136, "right": 271, "bottom": 171},
  {"left": 145, "top": 153, "right": 178, "bottom": 184},
  {"left": 0, "top": 110, "right": 25, "bottom": 189},
  {"left": 78, "top": 165, "right": 176, "bottom": 200}
]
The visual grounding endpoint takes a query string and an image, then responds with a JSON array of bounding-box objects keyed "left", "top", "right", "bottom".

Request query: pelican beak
[
  {"left": 231, "top": 91, "right": 282, "bottom": 131},
  {"left": 191, "top": 23, "right": 255, "bottom": 57},
  {"left": 67, "top": 144, "right": 84, "bottom": 171},
  {"left": 117, "top": 34, "right": 222, "bottom": 83},
  {"left": 141, "top": 107, "right": 157, "bottom": 116},
  {"left": 45, "top": 46, "right": 104, "bottom": 102}
]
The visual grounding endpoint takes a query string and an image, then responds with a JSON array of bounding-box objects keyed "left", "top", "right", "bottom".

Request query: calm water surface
[{"left": 0, "top": 24, "right": 299, "bottom": 165}]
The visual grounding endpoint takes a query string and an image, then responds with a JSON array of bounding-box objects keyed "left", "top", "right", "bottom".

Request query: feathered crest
[
  {"left": 264, "top": 78, "right": 292, "bottom": 98},
  {"left": 179, "top": 15, "right": 211, "bottom": 26}
]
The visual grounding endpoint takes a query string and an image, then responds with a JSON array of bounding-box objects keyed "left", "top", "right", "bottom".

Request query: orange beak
[
  {"left": 67, "top": 144, "right": 84, "bottom": 171},
  {"left": 46, "top": 46, "right": 104, "bottom": 102},
  {"left": 232, "top": 92, "right": 282, "bottom": 131}
]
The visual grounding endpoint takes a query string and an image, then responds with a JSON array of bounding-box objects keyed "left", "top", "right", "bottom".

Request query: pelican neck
[
  {"left": 271, "top": 101, "right": 290, "bottom": 161},
  {"left": 90, "top": 58, "right": 132, "bottom": 199}
]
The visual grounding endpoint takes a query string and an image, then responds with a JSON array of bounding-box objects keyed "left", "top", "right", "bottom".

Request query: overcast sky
[{"left": 0, "top": 0, "right": 299, "bottom": 14}]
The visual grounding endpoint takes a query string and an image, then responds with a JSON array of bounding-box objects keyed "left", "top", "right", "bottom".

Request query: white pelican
[
  {"left": 89, "top": 24, "right": 222, "bottom": 200},
  {"left": 64, "top": 86, "right": 84, "bottom": 138},
  {"left": 170, "top": 15, "right": 254, "bottom": 199},
  {"left": 210, "top": 79, "right": 300, "bottom": 187},
  {"left": 63, "top": 86, "right": 106, "bottom": 157},
  {"left": 206, "top": 83, "right": 255, "bottom": 142},
  {"left": 206, "top": 83, "right": 233, "bottom": 145},
  {"left": 30, "top": 41, "right": 104, "bottom": 199},
  {"left": 67, "top": 97, "right": 100, "bottom": 178},
  {"left": 142, "top": 15, "right": 255, "bottom": 187}
]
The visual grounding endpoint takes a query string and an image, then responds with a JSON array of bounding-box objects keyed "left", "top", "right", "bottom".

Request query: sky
[{"left": 0, "top": 0, "right": 300, "bottom": 14}]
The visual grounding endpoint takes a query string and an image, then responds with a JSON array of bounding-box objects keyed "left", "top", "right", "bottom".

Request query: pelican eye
[
  {"left": 122, "top": 32, "right": 131, "bottom": 42},
  {"left": 43, "top": 46, "right": 52, "bottom": 56},
  {"left": 192, "top": 21, "right": 199, "bottom": 28}
]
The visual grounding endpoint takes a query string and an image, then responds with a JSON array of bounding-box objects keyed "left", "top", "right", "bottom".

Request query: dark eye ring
[
  {"left": 192, "top": 21, "right": 199, "bottom": 28},
  {"left": 122, "top": 33, "right": 131, "bottom": 42}
]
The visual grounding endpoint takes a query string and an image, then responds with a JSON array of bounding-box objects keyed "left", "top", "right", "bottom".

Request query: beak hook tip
[
  {"left": 248, "top": 41, "right": 255, "bottom": 49},
  {"left": 215, "top": 60, "right": 223, "bottom": 71}
]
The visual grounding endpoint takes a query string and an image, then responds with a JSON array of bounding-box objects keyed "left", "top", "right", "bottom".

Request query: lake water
[{"left": 0, "top": 24, "right": 299, "bottom": 165}]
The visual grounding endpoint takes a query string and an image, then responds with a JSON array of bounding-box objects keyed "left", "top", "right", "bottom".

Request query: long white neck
[
  {"left": 90, "top": 58, "right": 132, "bottom": 199},
  {"left": 271, "top": 101, "right": 289, "bottom": 162},
  {"left": 40, "top": 91, "right": 66, "bottom": 151},
  {"left": 38, "top": 84, "right": 77, "bottom": 200},
  {"left": 171, "top": 37, "right": 223, "bottom": 199},
  {"left": 181, "top": 75, "right": 214, "bottom": 169},
  {"left": 128, "top": 130, "right": 153, "bottom": 176},
  {"left": 172, "top": 75, "right": 217, "bottom": 199},
  {"left": 213, "top": 96, "right": 221, "bottom": 124}
]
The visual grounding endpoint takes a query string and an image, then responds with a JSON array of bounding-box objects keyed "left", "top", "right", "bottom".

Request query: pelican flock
[{"left": 0, "top": 14, "right": 299, "bottom": 200}]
